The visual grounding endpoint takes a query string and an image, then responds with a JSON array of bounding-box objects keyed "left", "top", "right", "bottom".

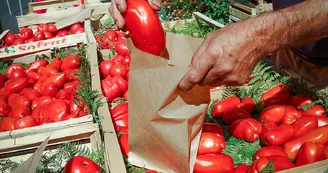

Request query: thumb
[{"left": 147, "top": 0, "right": 162, "bottom": 11}]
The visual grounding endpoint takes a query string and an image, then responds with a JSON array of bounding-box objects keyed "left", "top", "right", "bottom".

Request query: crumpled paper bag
[{"left": 127, "top": 33, "right": 211, "bottom": 173}]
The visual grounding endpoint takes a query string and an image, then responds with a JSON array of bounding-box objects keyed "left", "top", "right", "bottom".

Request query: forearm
[{"left": 247, "top": 0, "right": 328, "bottom": 54}]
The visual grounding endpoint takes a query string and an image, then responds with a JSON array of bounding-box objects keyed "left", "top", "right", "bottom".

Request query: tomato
[
  {"left": 8, "top": 93, "right": 31, "bottom": 108},
  {"left": 64, "top": 156, "right": 100, "bottom": 173},
  {"left": 111, "top": 76, "right": 128, "bottom": 94},
  {"left": 70, "top": 23, "right": 83, "bottom": 33},
  {"left": 61, "top": 54, "right": 81, "bottom": 71},
  {"left": 101, "top": 79, "right": 121, "bottom": 102},
  {"left": 115, "top": 39, "right": 130, "bottom": 57},
  {"left": 42, "top": 83, "right": 59, "bottom": 97},
  {"left": 121, "top": 56, "right": 131, "bottom": 67},
  {"left": 6, "top": 64, "right": 24, "bottom": 78},
  {"left": 258, "top": 105, "right": 287, "bottom": 124},
  {"left": 301, "top": 105, "right": 325, "bottom": 117},
  {"left": 20, "top": 28, "right": 33, "bottom": 40},
  {"left": 40, "top": 73, "right": 66, "bottom": 93},
  {"left": 114, "top": 113, "right": 128, "bottom": 130},
  {"left": 56, "top": 89, "right": 72, "bottom": 100},
  {"left": 123, "top": 91, "right": 128, "bottom": 101},
  {"left": 202, "top": 123, "right": 224, "bottom": 136},
  {"left": 262, "top": 124, "right": 294, "bottom": 146},
  {"left": 126, "top": 70, "right": 129, "bottom": 81},
  {"left": 123, "top": 0, "right": 165, "bottom": 56},
  {"left": 259, "top": 84, "right": 289, "bottom": 102},
  {"left": 211, "top": 96, "right": 240, "bottom": 118},
  {"left": 63, "top": 111, "right": 80, "bottom": 121},
  {"left": 1, "top": 78, "right": 29, "bottom": 97},
  {"left": 99, "top": 60, "right": 114, "bottom": 79},
  {"left": 0, "top": 73, "right": 5, "bottom": 88},
  {"left": 70, "top": 101, "right": 82, "bottom": 114},
  {"left": 74, "top": 27, "right": 85, "bottom": 34},
  {"left": 0, "top": 117, "right": 16, "bottom": 131},
  {"left": 31, "top": 106, "right": 42, "bottom": 123},
  {"left": 118, "top": 131, "right": 130, "bottom": 157},
  {"left": 253, "top": 146, "right": 287, "bottom": 160},
  {"left": 145, "top": 170, "right": 158, "bottom": 173},
  {"left": 34, "top": 31, "right": 45, "bottom": 41},
  {"left": 111, "top": 55, "right": 125, "bottom": 64},
  {"left": 8, "top": 69, "right": 26, "bottom": 79},
  {"left": 63, "top": 80, "right": 80, "bottom": 93},
  {"left": 25, "top": 38, "right": 35, "bottom": 43},
  {"left": 194, "top": 153, "right": 234, "bottom": 173},
  {"left": 110, "top": 102, "right": 128, "bottom": 118},
  {"left": 44, "top": 31, "right": 54, "bottom": 39},
  {"left": 237, "top": 97, "right": 255, "bottom": 113},
  {"left": 40, "top": 100, "right": 69, "bottom": 122},
  {"left": 232, "top": 164, "right": 249, "bottom": 173},
  {"left": 47, "top": 56, "right": 62, "bottom": 70},
  {"left": 317, "top": 116, "right": 328, "bottom": 127},
  {"left": 64, "top": 68, "right": 79, "bottom": 82},
  {"left": 38, "top": 66, "right": 58, "bottom": 76},
  {"left": 4, "top": 32, "right": 16, "bottom": 46},
  {"left": 8, "top": 106, "right": 31, "bottom": 119},
  {"left": 12, "top": 38, "right": 24, "bottom": 46},
  {"left": 260, "top": 122, "right": 278, "bottom": 145},
  {"left": 292, "top": 116, "right": 318, "bottom": 138},
  {"left": 117, "top": 31, "right": 126, "bottom": 40},
  {"left": 56, "top": 30, "right": 69, "bottom": 37},
  {"left": 198, "top": 132, "right": 226, "bottom": 155},
  {"left": 25, "top": 60, "right": 48, "bottom": 73},
  {"left": 282, "top": 106, "right": 302, "bottom": 125},
  {"left": 0, "top": 96, "right": 11, "bottom": 116},
  {"left": 223, "top": 108, "right": 252, "bottom": 125},
  {"left": 324, "top": 143, "right": 328, "bottom": 159},
  {"left": 248, "top": 156, "right": 295, "bottom": 173},
  {"left": 31, "top": 96, "right": 55, "bottom": 110},
  {"left": 37, "top": 24, "right": 47, "bottom": 32},
  {"left": 15, "top": 116, "right": 37, "bottom": 129},
  {"left": 46, "top": 24, "right": 57, "bottom": 33},
  {"left": 283, "top": 125, "right": 328, "bottom": 161},
  {"left": 296, "top": 142, "right": 324, "bottom": 166},
  {"left": 229, "top": 118, "right": 262, "bottom": 142},
  {"left": 38, "top": 117, "right": 53, "bottom": 125},
  {"left": 104, "top": 29, "right": 118, "bottom": 41},
  {"left": 287, "top": 95, "right": 313, "bottom": 108}
]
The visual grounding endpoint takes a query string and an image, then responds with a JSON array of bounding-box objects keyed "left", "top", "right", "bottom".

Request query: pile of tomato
[
  {"left": 194, "top": 84, "right": 328, "bottom": 173},
  {"left": 1, "top": 22, "right": 85, "bottom": 48},
  {"left": 0, "top": 53, "right": 90, "bottom": 132}
]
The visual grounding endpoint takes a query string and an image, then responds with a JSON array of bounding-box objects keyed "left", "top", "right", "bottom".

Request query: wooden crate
[
  {"left": 28, "top": 0, "right": 84, "bottom": 14},
  {"left": 85, "top": 18, "right": 128, "bottom": 173},
  {"left": 229, "top": 0, "right": 273, "bottom": 20}
]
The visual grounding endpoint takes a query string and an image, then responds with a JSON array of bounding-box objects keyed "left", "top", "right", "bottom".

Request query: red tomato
[
  {"left": 44, "top": 31, "right": 54, "bottom": 39},
  {"left": 34, "top": 31, "right": 45, "bottom": 41},
  {"left": 4, "top": 32, "right": 16, "bottom": 46},
  {"left": 64, "top": 156, "right": 100, "bottom": 173},
  {"left": 38, "top": 24, "right": 47, "bottom": 32},
  {"left": 211, "top": 96, "right": 240, "bottom": 118},
  {"left": 63, "top": 80, "right": 80, "bottom": 93},
  {"left": 31, "top": 96, "right": 55, "bottom": 110},
  {"left": 70, "top": 23, "right": 83, "bottom": 33},
  {"left": 248, "top": 156, "right": 295, "bottom": 173},
  {"left": 8, "top": 106, "right": 31, "bottom": 119},
  {"left": 118, "top": 131, "right": 130, "bottom": 157},
  {"left": 25, "top": 60, "right": 48, "bottom": 73},
  {"left": 126, "top": 70, "right": 129, "bottom": 81},
  {"left": 25, "top": 38, "right": 35, "bottom": 43},
  {"left": 56, "top": 30, "right": 69, "bottom": 37},
  {"left": 111, "top": 76, "right": 128, "bottom": 94},
  {"left": 111, "top": 55, "right": 125, "bottom": 64},
  {"left": 8, "top": 93, "right": 31, "bottom": 108},
  {"left": 287, "top": 95, "right": 313, "bottom": 108},
  {"left": 40, "top": 73, "right": 66, "bottom": 93},
  {"left": 63, "top": 111, "right": 80, "bottom": 121},
  {"left": 15, "top": 116, "right": 37, "bottom": 129},
  {"left": 73, "top": 27, "right": 85, "bottom": 34},
  {"left": 229, "top": 118, "right": 262, "bottom": 142},
  {"left": 282, "top": 106, "right": 302, "bottom": 125},
  {"left": 123, "top": 91, "right": 128, "bottom": 100},
  {"left": 110, "top": 102, "right": 128, "bottom": 118},
  {"left": 317, "top": 116, "right": 328, "bottom": 127},
  {"left": 8, "top": 69, "right": 26, "bottom": 79},
  {"left": 296, "top": 142, "right": 324, "bottom": 166},
  {"left": 46, "top": 24, "right": 57, "bottom": 33},
  {"left": 258, "top": 105, "right": 287, "bottom": 124},
  {"left": 262, "top": 124, "right": 294, "bottom": 146},
  {"left": 232, "top": 164, "right": 249, "bottom": 173},
  {"left": 61, "top": 54, "right": 81, "bottom": 71},
  {"left": 260, "top": 122, "right": 279, "bottom": 145},
  {"left": 202, "top": 123, "right": 224, "bottom": 136},
  {"left": 0, "top": 73, "right": 5, "bottom": 88},
  {"left": 64, "top": 68, "right": 79, "bottom": 82},
  {"left": 31, "top": 106, "right": 43, "bottom": 123},
  {"left": 237, "top": 97, "right": 255, "bottom": 113},
  {"left": 0, "top": 117, "right": 16, "bottom": 131},
  {"left": 70, "top": 101, "right": 82, "bottom": 114},
  {"left": 42, "top": 83, "right": 59, "bottom": 97},
  {"left": 198, "top": 132, "right": 226, "bottom": 155},
  {"left": 194, "top": 153, "right": 234, "bottom": 173},
  {"left": 123, "top": 0, "right": 166, "bottom": 56},
  {"left": 115, "top": 39, "right": 130, "bottom": 57},
  {"left": 38, "top": 66, "right": 58, "bottom": 76},
  {"left": 260, "top": 84, "right": 289, "bottom": 102},
  {"left": 114, "top": 112, "right": 128, "bottom": 130},
  {"left": 104, "top": 29, "right": 118, "bottom": 41},
  {"left": 117, "top": 31, "right": 126, "bottom": 40},
  {"left": 109, "top": 64, "right": 128, "bottom": 78},
  {"left": 47, "top": 56, "right": 63, "bottom": 70},
  {"left": 0, "top": 96, "right": 11, "bottom": 116},
  {"left": 40, "top": 100, "right": 69, "bottom": 122},
  {"left": 121, "top": 56, "right": 131, "bottom": 67},
  {"left": 253, "top": 146, "right": 287, "bottom": 160},
  {"left": 99, "top": 60, "right": 114, "bottom": 79},
  {"left": 6, "top": 64, "right": 24, "bottom": 79},
  {"left": 301, "top": 105, "right": 325, "bottom": 117},
  {"left": 0, "top": 77, "right": 29, "bottom": 97},
  {"left": 56, "top": 89, "right": 72, "bottom": 100},
  {"left": 222, "top": 108, "right": 252, "bottom": 125},
  {"left": 101, "top": 79, "right": 121, "bottom": 102},
  {"left": 20, "top": 28, "right": 33, "bottom": 40},
  {"left": 292, "top": 116, "right": 318, "bottom": 138},
  {"left": 12, "top": 38, "right": 24, "bottom": 46}
]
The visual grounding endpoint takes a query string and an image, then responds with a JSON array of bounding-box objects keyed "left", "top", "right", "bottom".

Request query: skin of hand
[
  {"left": 109, "top": 0, "right": 162, "bottom": 30},
  {"left": 178, "top": 0, "right": 328, "bottom": 92}
]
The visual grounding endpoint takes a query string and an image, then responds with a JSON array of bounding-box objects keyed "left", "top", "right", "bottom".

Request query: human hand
[
  {"left": 178, "top": 22, "right": 268, "bottom": 91},
  {"left": 109, "top": 0, "right": 162, "bottom": 30}
]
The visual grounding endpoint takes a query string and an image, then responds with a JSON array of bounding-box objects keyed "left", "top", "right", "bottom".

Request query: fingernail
[
  {"left": 151, "top": 0, "right": 161, "bottom": 8},
  {"left": 117, "top": 5, "right": 123, "bottom": 13}
]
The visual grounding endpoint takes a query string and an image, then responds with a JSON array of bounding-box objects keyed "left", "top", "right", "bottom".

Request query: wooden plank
[
  {"left": 28, "top": 0, "right": 81, "bottom": 12},
  {"left": 85, "top": 20, "right": 127, "bottom": 173},
  {"left": 230, "top": 0, "right": 257, "bottom": 15},
  {"left": 192, "top": 12, "right": 225, "bottom": 29},
  {"left": 229, "top": 6, "right": 254, "bottom": 20},
  {"left": 278, "top": 159, "right": 328, "bottom": 173},
  {"left": 85, "top": 2, "right": 111, "bottom": 16}
]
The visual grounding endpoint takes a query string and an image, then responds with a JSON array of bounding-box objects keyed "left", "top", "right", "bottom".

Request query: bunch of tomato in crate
[
  {"left": 0, "top": 53, "right": 90, "bottom": 132},
  {"left": 1, "top": 22, "right": 85, "bottom": 48},
  {"left": 194, "top": 84, "right": 328, "bottom": 173}
]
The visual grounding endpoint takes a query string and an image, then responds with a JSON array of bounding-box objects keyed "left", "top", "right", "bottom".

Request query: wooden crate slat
[
  {"left": 192, "top": 12, "right": 225, "bottom": 29},
  {"left": 28, "top": 0, "right": 81, "bottom": 12}
]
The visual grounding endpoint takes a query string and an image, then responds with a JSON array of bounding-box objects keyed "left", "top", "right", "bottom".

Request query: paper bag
[{"left": 128, "top": 33, "right": 211, "bottom": 173}]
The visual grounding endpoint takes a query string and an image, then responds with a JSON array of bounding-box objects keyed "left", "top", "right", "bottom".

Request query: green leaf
[
  {"left": 248, "top": 76, "right": 262, "bottom": 85},
  {"left": 261, "top": 160, "right": 275, "bottom": 173}
]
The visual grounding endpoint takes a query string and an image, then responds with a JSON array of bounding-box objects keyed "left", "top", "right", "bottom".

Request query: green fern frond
[
  {"left": 222, "top": 86, "right": 241, "bottom": 100},
  {"left": 261, "top": 160, "right": 275, "bottom": 173}
]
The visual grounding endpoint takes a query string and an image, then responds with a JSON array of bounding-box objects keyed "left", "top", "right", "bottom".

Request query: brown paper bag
[{"left": 128, "top": 33, "right": 211, "bottom": 173}]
